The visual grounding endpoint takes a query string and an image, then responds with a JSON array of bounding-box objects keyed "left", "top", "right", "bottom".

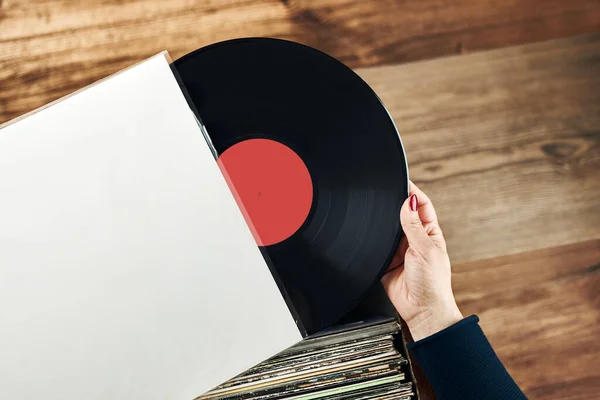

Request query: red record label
[{"left": 217, "top": 138, "right": 313, "bottom": 246}]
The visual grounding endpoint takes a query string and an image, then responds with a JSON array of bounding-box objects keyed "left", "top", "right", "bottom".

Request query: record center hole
[{"left": 217, "top": 138, "right": 313, "bottom": 246}]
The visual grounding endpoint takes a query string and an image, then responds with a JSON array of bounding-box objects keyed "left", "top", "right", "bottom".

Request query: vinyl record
[{"left": 174, "top": 38, "right": 408, "bottom": 335}]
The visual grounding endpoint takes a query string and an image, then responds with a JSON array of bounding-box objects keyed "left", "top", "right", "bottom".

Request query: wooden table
[
  {"left": 2, "top": 1, "right": 600, "bottom": 398},
  {"left": 358, "top": 35, "right": 600, "bottom": 398}
]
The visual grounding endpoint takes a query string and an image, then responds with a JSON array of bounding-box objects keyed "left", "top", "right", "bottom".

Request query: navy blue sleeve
[{"left": 407, "top": 315, "right": 527, "bottom": 400}]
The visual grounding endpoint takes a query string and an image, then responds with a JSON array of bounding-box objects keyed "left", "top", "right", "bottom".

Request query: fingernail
[{"left": 409, "top": 194, "right": 418, "bottom": 212}]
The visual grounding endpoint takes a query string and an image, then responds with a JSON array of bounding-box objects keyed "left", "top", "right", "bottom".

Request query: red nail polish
[{"left": 409, "top": 194, "right": 418, "bottom": 211}]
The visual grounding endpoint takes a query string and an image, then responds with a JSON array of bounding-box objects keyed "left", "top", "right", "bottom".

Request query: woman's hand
[{"left": 383, "top": 182, "right": 463, "bottom": 341}]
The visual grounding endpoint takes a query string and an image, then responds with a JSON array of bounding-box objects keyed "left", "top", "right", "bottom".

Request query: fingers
[
  {"left": 400, "top": 193, "right": 432, "bottom": 258},
  {"left": 408, "top": 182, "right": 437, "bottom": 226},
  {"left": 409, "top": 181, "right": 445, "bottom": 248}
]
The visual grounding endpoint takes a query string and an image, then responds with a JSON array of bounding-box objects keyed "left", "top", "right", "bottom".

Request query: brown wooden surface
[
  {"left": 2, "top": 0, "right": 600, "bottom": 123},
  {"left": 358, "top": 34, "right": 600, "bottom": 264},
  {"left": 359, "top": 37, "right": 600, "bottom": 397},
  {"left": 407, "top": 239, "right": 600, "bottom": 399},
  {"left": 453, "top": 240, "right": 600, "bottom": 399},
  {"left": 2, "top": 1, "right": 600, "bottom": 399}
]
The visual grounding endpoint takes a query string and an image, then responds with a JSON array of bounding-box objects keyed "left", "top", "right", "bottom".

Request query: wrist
[{"left": 407, "top": 303, "right": 463, "bottom": 342}]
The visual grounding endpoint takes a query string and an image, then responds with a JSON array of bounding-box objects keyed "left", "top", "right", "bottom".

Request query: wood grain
[
  {"left": 357, "top": 34, "right": 600, "bottom": 264},
  {"left": 2, "top": 2, "right": 600, "bottom": 398},
  {"left": 2, "top": 0, "right": 600, "bottom": 123},
  {"left": 452, "top": 239, "right": 600, "bottom": 399}
]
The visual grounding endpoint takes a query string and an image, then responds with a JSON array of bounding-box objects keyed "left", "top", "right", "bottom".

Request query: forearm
[{"left": 407, "top": 315, "right": 527, "bottom": 400}]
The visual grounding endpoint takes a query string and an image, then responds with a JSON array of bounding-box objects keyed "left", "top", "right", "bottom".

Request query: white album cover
[{"left": 0, "top": 53, "right": 302, "bottom": 400}]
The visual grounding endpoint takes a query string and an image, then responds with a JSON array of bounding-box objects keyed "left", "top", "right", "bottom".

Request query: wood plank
[
  {"left": 452, "top": 240, "right": 600, "bottom": 399},
  {"left": 357, "top": 34, "right": 600, "bottom": 263},
  {"left": 2, "top": 0, "right": 600, "bottom": 123}
]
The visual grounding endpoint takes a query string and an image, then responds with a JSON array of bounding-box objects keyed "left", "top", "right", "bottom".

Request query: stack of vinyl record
[{"left": 196, "top": 321, "right": 414, "bottom": 400}]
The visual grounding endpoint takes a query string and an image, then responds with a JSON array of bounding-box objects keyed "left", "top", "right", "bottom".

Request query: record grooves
[{"left": 174, "top": 38, "right": 409, "bottom": 335}]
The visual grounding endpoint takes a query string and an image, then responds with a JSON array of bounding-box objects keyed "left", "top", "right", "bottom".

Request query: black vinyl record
[{"left": 174, "top": 38, "right": 408, "bottom": 335}]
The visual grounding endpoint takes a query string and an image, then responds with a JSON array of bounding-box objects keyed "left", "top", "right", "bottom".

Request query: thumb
[{"left": 400, "top": 194, "right": 432, "bottom": 258}]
